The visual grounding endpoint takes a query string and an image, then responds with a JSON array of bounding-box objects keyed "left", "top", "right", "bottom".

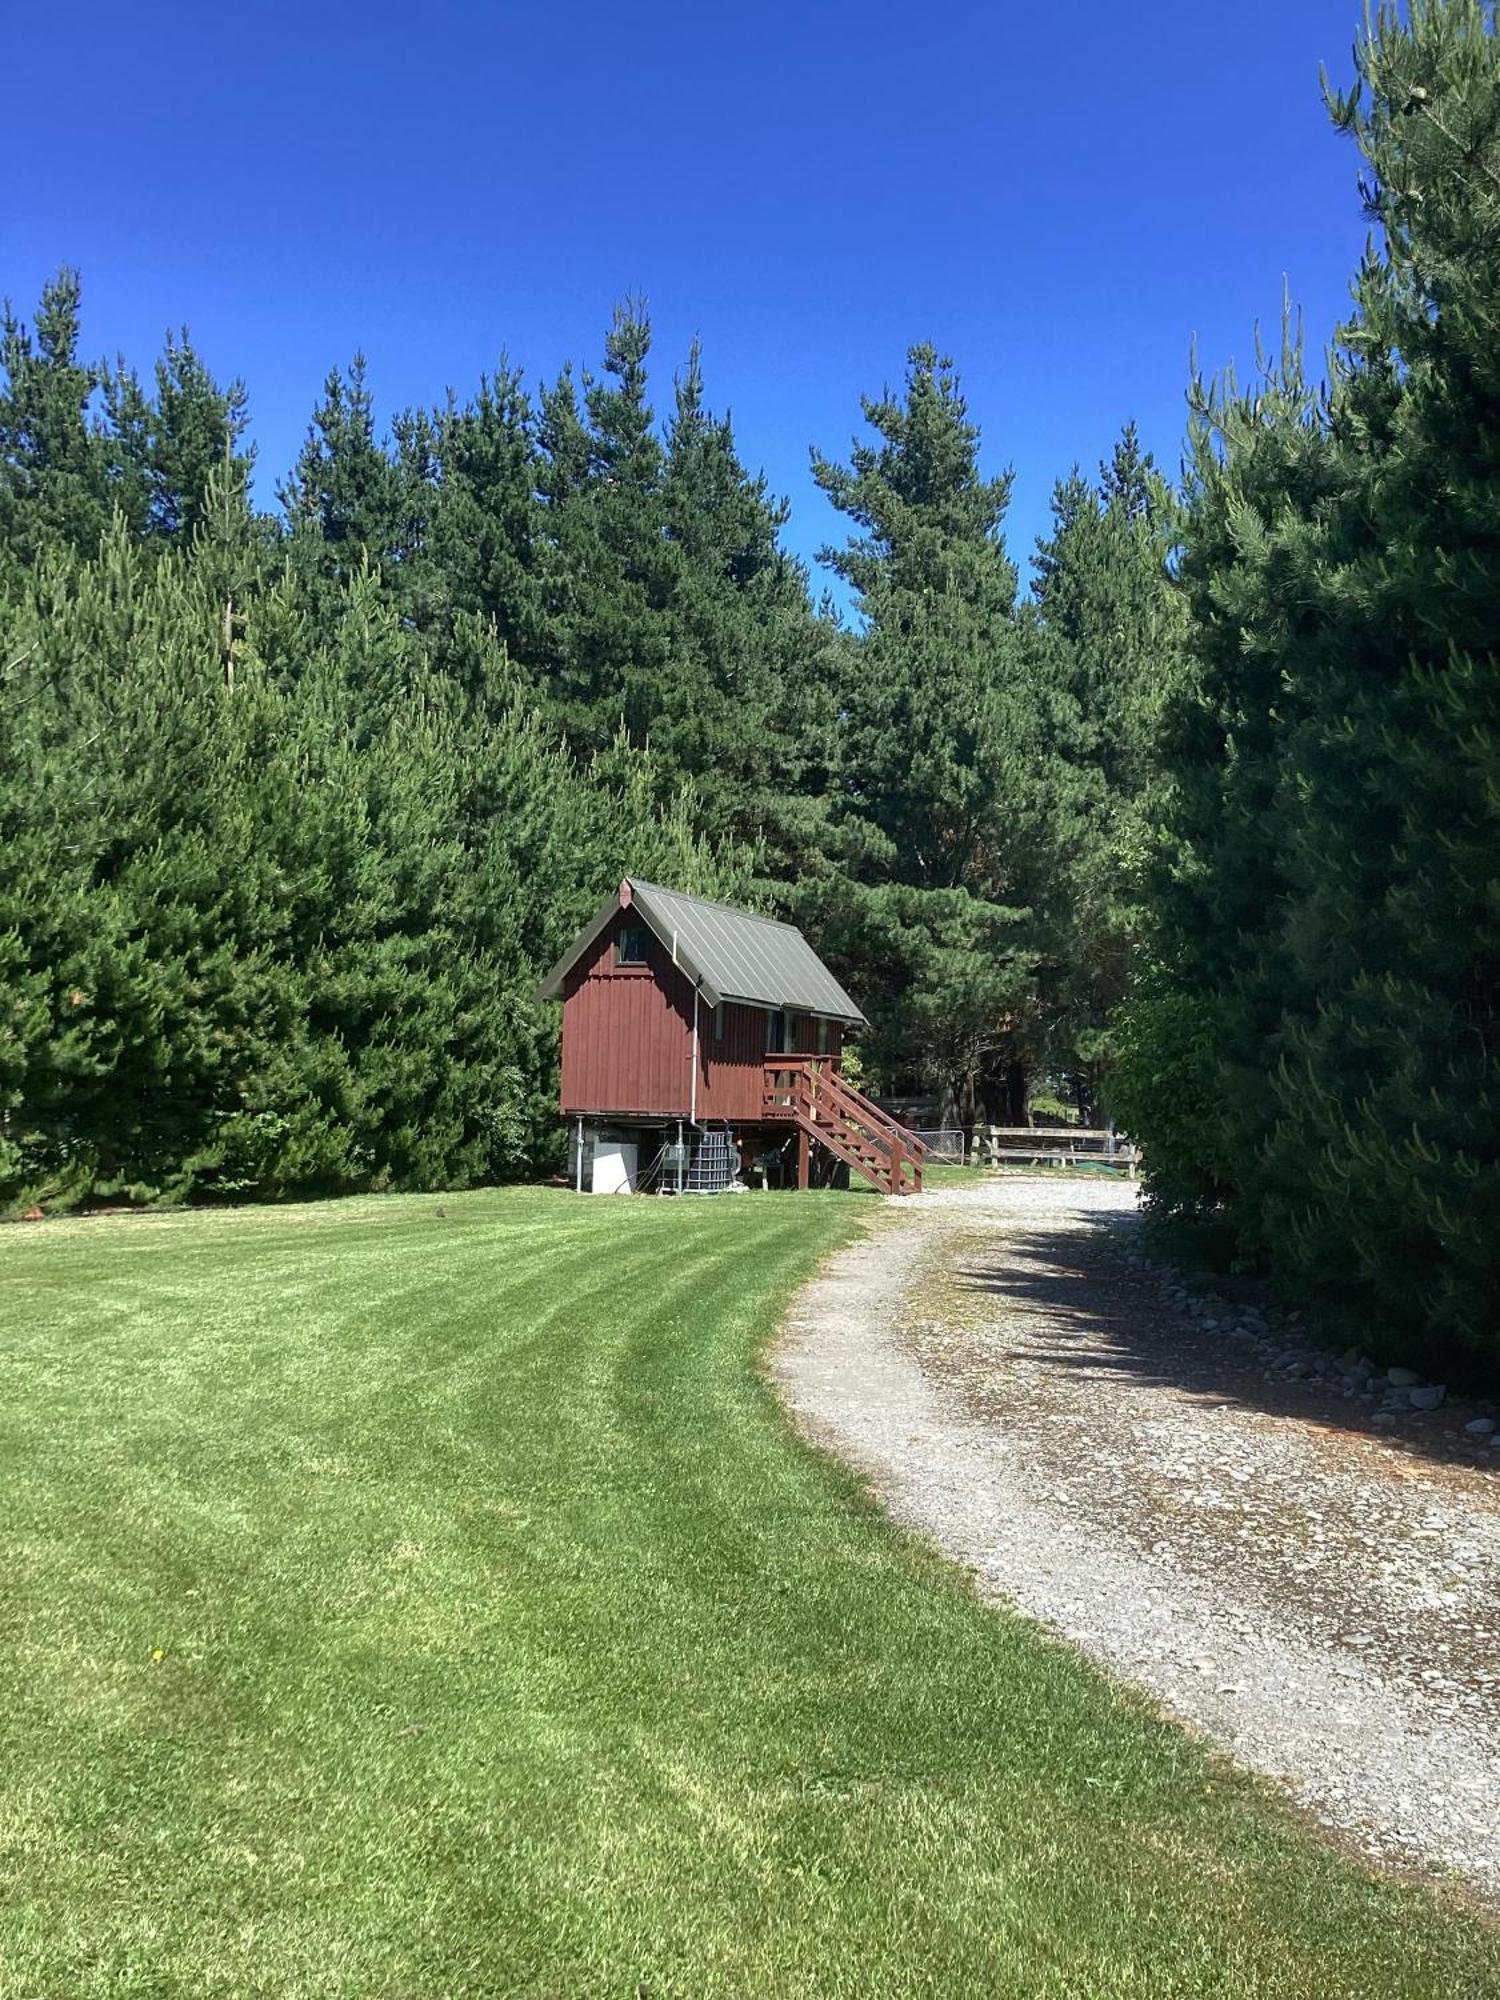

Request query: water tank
[{"left": 685, "top": 1127, "right": 737, "bottom": 1193}]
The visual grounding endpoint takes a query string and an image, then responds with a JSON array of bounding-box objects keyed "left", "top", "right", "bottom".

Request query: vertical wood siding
[
  {"left": 560, "top": 923, "right": 693, "bottom": 1117},
  {"left": 695, "top": 1000, "right": 769, "bottom": 1122}
]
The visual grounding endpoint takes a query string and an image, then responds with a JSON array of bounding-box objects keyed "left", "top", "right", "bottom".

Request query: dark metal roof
[{"left": 534, "top": 877, "right": 868, "bottom": 1026}]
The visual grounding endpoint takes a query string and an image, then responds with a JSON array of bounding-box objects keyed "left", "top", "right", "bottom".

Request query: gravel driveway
[{"left": 774, "top": 1174, "right": 1500, "bottom": 1901}]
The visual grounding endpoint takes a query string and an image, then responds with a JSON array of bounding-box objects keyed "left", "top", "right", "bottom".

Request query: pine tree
[
  {"left": 1118, "top": 0, "right": 1500, "bottom": 1377},
  {"left": 144, "top": 331, "right": 252, "bottom": 542},
  {"left": 1034, "top": 423, "right": 1181, "bottom": 797},
  {"left": 100, "top": 332, "right": 253, "bottom": 546},
  {"left": 530, "top": 304, "right": 839, "bottom": 857},
  {"left": 808, "top": 345, "right": 1062, "bottom": 1125},
  {"left": 0, "top": 270, "right": 112, "bottom": 579},
  {"left": 535, "top": 302, "right": 674, "bottom": 758},
  {"left": 421, "top": 359, "right": 551, "bottom": 663},
  {"left": 654, "top": 341, "right": 841, "bottom": 852},
  {"left": 280, "top": 355, "right": 417, "bottom": 590},
  {"left": 1031, "top": 425, "right": 1186, "bottom": 1117}
]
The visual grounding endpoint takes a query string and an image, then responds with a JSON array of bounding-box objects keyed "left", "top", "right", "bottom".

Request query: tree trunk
[
  {"left": 1005, "top": 1059, "right": 1028, "bottom": 1126},
  {"left": 956, "top": 1070, "right": 977, "bottom": 1165}
]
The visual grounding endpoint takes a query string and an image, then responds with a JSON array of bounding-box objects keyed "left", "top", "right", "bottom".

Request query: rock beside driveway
[{"left": 1109, "top": 1243, "right": 1492, "bottom": 1452}]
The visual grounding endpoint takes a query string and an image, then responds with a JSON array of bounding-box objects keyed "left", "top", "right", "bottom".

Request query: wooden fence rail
[{"left": 973, "top": 1125, "right": 1139, "bottom": 1174}]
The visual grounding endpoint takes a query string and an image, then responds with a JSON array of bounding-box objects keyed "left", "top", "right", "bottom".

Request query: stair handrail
[
  {"left": 805, "top": 1063, "right": 927, "bottom": 1164},
  {"left": 758, "top": 1056, "right": 924, "bottom": 1193},
  {"left": 810, "top": 1069, "right": 921, "bottom": 1196}
]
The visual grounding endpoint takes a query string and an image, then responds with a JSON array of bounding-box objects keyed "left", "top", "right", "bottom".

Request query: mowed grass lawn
[{"left": 2, "top": 1189, "right": 1496, "bottom": 1998}]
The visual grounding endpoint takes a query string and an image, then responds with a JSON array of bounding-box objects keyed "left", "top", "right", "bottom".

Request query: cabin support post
[
  {"left": 797, "top": 1126, "right": 811, "bottom": 1191},
  {"left": 677, "top": 1119, "right": 685, "bottom": 1195},
  {"left": 574, "top": 1116, "right": 585, "bottom": 1194}
]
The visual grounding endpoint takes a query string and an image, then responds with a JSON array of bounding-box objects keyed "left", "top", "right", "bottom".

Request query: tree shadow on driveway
[{"left": 943, "top": 1208, "right": 1498, "bottom": 1485}]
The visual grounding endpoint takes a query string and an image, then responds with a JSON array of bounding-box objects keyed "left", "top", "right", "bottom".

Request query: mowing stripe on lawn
[{"left": 0, "top": 1185, "right": 1496, "bottom": 1998}]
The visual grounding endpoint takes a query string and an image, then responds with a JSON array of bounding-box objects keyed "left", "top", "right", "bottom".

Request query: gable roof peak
[{"left": 534, "top": 877, "right": 866, "bottom": 1026}]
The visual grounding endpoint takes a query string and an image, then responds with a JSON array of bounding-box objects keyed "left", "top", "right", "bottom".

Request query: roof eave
[
  {"left": 713, "top": 992, "right": 867, "bottom": 1030},
  {"left": 532, "top": 886, "right": 621, "bottom": 1003}
]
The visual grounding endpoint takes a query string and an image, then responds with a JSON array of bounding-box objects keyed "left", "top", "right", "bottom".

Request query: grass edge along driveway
[{"left": 1, "top": 1185, "right": 1495, "bottom": 1998}]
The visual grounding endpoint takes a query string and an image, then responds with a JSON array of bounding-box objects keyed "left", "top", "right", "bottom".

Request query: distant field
[{"left": 2, "top": 1187, "right": 1495, "bottom": 1997}]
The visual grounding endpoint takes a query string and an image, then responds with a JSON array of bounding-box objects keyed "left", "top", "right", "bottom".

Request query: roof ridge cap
[{"left": 629, "top": 878, "right": 798, "bottom": 931}]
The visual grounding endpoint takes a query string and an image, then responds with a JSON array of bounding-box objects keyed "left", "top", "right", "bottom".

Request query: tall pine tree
[
  {"left": 1117, "top": 0, "right": 1500, "bottom": 1377},
  {"left": 807, "top": 345, "right": 1066, "bottom": 1124},
  {"left": 0, "top": 270, "right": 112, "bottom": 580},
  {"left": 1031, "top": 425, "right": 1185, "bottom": 1118}
]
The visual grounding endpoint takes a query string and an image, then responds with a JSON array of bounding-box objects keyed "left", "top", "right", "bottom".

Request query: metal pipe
[{"left": 690, "top": 984, "right": 700, "bottom": 1126}]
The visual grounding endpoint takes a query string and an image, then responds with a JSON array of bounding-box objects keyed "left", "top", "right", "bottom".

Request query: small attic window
[{"left": 615, "top": 926, "right": 648, "bottom": 967}]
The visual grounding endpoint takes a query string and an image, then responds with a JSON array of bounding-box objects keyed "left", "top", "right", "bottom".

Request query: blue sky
[{"left": 7, "top": 0, "right": 1371, "bottom": 589}]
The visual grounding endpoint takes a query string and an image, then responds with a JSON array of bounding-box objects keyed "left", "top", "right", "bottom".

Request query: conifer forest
[{"left": 3, "top": 2, "right": 1497, "bottom": 1378}]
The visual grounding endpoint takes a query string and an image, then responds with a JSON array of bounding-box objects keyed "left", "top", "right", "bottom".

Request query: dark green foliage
[
  {"left": 0, "top": 270, "right": 112, "bottom": 580},
  {"left": 1118, "top": 0, "right": 1500, "bottom": 1378},
  {"left": 0, "top": 476, "right": 740, "bottom": 1208},
  {"left": 276, "top": 305, "right": 838, "bottom": 852},
  {"left": 421, "top": 360, "right": 551, "bottom": 658},
  {"left": 528, "top": 305, "right": 836, "bottom": 851},
  {"left": 104, "top": 331, "right": 254, "bottom": 545},
  {"left": 1033, "top": 425, "right": 1181, "bottom": 801},
  {"left": 1032, "top": 427, "right": 1186, "bottom": 1118},
  {"left": 280, "top": 355, "right": 421, "bottom": 592},
  {"left": 805, "top": 346, "right": 1070, "bottom": 1123},
  {"left": 0, "top": 272, "right": 253, "bottom": 584}
]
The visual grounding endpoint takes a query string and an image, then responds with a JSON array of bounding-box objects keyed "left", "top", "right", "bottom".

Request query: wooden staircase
[{"left": 762, "top": 1058, "right": 925, "bottom": 1196}]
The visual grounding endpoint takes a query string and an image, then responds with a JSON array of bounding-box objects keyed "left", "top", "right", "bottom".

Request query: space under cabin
[{"left": 534, "top": 878, "right": 924, "bottom": 1195}]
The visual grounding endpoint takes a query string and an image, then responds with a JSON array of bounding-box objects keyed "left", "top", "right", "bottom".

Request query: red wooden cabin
[{"left": 534, "top": 878, "right": 924, "bottom": 1194}]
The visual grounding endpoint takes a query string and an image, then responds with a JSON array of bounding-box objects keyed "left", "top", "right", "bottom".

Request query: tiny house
[{"left": 534, "top": 878, "right": 924, "bottom": 1195}]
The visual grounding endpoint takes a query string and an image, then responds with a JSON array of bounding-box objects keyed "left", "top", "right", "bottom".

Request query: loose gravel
[{"left": 774, "top": 1174, "right": 1500, "bottom": 1902}]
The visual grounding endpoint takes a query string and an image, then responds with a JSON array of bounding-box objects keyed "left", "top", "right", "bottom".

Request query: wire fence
[{"left": 908, "top": 1128, "right": 966, "bottom": 1163}]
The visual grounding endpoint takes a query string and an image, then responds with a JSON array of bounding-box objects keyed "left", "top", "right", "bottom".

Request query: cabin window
[
  {"left": 815, "top": 1017, "right": 832, "bottom": 1055},
  {"left": 614, "top": 926, "right": 648, "bottom": 967},
  {"left": 766, "top": 1009, "right": 787, "bottom": 1054},
  {"left": 713, "top": 1003, "right": 725, "bottom": 1042}
]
